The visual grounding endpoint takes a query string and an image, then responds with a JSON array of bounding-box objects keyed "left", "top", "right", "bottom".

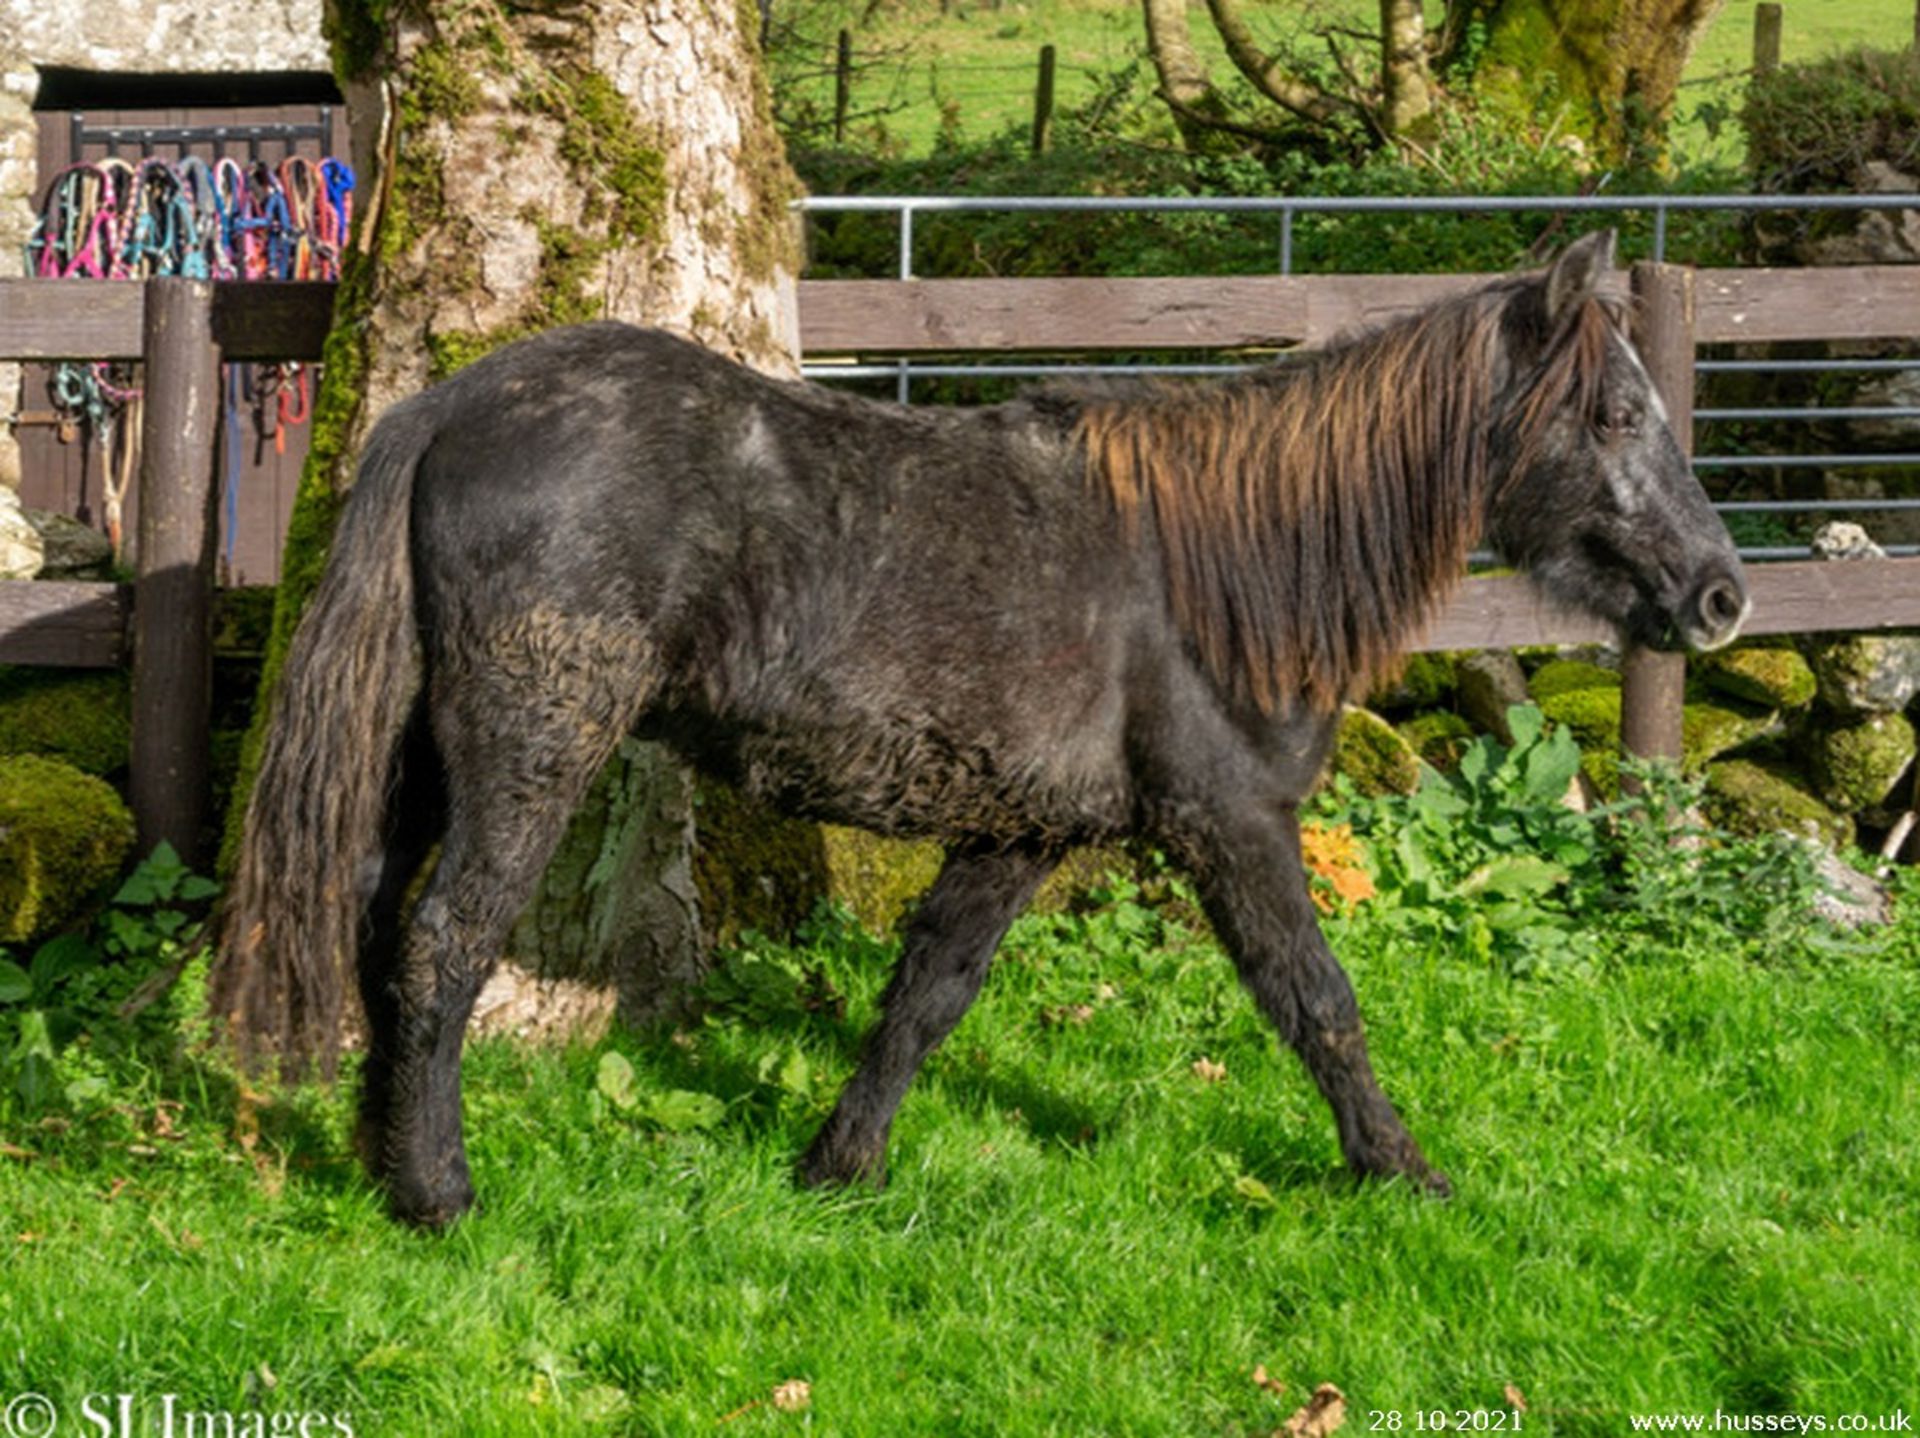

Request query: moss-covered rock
[
  {"left": 0, "top": 754, "right": 135, "bottom": 942},
  {"left": 818, "top": 826, "right": 946, "bottom": 936},
  {"left": 1697, "top": 645, "right": 1816, "bottom": 711},
  {"left": 693, "top": 785, "right": 1136, "bottom": 942},
  {"left": 1681, "top": 699, "right": 1779, "bottom": 774},
  {"left": 1455, "top": 650, "right": 1529, "bottom": 743},
  {"left": 1703, "top": 758, "right": 1852, "bottom": 852},
  {"left": 1330, "top": 706, "right": 1421, "bottom": 796},
  {"left": 1397, "top": 710, "right": 1475, "bottom": 772},
  {"left": 1810, "top": 711, "right": 1916, "bottom": 813},
  {"left": 1529, "top": 658, "right": 1620, "bottom": 702},
  {"left": 0, "top": 667, "right": 131, "bottom": 776},
  {"left": 1802, "top": 633, "right": 1920, "bottom": 715},
  {"left": 1367, "top": 652, "right": 1457, "bottom": 712}
]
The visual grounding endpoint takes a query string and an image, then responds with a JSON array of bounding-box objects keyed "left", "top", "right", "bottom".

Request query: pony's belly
[{"left": 657, "top": 709, "right": 1131, "bottom": 843}]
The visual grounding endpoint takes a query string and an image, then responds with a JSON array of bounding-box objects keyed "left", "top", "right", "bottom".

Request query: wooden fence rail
[{"left": 5, "top": 265, "right": 1920, "bottom": 855}]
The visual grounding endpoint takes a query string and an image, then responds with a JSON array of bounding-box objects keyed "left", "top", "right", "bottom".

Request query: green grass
[
  {"left": 783, "top": 0, "right": 1920, "bottom": 165},
  {"left": 4, "top": 879, "right": 1919, "bottom": 1433}
]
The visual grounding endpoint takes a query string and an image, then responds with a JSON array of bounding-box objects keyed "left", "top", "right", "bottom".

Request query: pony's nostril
[{"left": 1691, "top": 577, "right": 1749, "bottom": 648}]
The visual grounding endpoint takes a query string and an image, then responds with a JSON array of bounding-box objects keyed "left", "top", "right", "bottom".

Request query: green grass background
[
  {"left": 785, "top": 0, "right": 1919, "bottom": 164},
  {"left": 4, "top": 889, "right": 1917, "bottom": 1434}
]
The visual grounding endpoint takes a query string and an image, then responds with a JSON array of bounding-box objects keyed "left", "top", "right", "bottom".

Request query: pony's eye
[{"left": 1603, "top": 406, "right": 1640, "bottom": 437}]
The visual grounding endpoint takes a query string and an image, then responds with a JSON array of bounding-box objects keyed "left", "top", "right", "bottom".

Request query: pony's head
[{"left": 1488, "top": 230, "right": 1748, "bottom": 653}]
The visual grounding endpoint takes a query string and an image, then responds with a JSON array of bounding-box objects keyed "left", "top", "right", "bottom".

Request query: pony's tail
[{"left": 211, "top": 397, "right": 440, "bottom": 1078}]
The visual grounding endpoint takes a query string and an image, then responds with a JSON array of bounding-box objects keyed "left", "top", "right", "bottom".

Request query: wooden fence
[{"left": 5, "top": 264, "right": 1920, "bottom": 858}]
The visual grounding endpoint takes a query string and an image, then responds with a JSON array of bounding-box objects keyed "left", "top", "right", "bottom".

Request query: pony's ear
[{"left": 1545, "top": 229, "right": 1617, "bottom": 325}]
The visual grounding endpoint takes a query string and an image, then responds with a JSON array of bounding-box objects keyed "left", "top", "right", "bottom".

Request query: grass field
[
  {"left": 5, "top": 867, "right": 1918, "bottom": 1434},
  {"left": 780, "top": 0, "right": 1919, "bottom": 164}
]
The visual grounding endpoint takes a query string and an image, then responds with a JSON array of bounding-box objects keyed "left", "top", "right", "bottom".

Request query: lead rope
[{"left": 24, "top": 147, "right": 354, "bottom": 562}]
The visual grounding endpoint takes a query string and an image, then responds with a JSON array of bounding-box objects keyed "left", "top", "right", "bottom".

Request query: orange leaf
[{"left": 1299, "top": 823, "right": 1376, "bottom": 913}]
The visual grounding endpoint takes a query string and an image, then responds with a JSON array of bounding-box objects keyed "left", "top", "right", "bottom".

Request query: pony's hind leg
[
  {"left": 1173, "top": 801, "right": 1449, "bottom": 1196},
  {"left": 354, "top": 713, "right": 446, "bottom": 1184},
  {"left": 799, "top": 838, "right": 1059, "bottom": 1189},
  {"left": 370, "top": 619, "right": 655, "bottom": 1227}
]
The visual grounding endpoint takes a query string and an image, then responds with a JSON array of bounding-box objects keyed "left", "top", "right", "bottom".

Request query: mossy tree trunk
[
  {"left": 1451, "top": 0, "right": 1725, "bottom": 164},
  {"left": 228, "top": 0, "right": 802, "bottom": 1027},
  {"left": 1154, "top": 0, "right": 1720, "bottom": 162}
]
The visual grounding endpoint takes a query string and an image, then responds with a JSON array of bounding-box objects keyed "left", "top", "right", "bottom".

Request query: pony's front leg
[
  {"left": 1173, "top": 801, "right": 1450, "bottom": 1196},
  {"left": 799, "top": 838, "right": 1058, "bottom": 1188}
]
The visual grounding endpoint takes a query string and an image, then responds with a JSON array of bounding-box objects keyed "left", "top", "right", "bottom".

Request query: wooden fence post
[
  {"left": 1620, "top": 261, "right": 1695, "bottom": 777},
  {"left": 1032, "top": 44, "right": 1057, "bottom": 155},
  {"left": 130, "top": 277, "right": 220, "bottom": 867},
  {"left": 834, "top": 29, "right": 853, "bottom": 143},
  {"left": 1754, "top": 3, "right": 1783, "bottom": 75}
]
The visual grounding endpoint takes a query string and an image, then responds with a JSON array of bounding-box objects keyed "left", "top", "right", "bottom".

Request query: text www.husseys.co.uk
[{"left": 1629, "top": 1411, "right": 1912, "bottom": 1433}]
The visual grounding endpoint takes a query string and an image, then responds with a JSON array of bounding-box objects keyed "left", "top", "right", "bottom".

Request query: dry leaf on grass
[
  {"left": 1251, "top": 1364, "right": 1287, "bottom": 1396},
  {"left": 1192, "top": 1057, "right": 1228, "bottom": 1083},
  {"left": 1503, "top": 1383, "right": 1528, "bottom": 1412},
  {"left": 771, "top": 1379, "right": 811, "bottom": 1412},
  {"left": 1279, "top": 1382, "right": 1346, "bottom": 1438}
]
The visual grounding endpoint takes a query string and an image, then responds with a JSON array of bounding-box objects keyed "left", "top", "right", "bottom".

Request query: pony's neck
[{"left": 1080, "top": 292, "right": 1503, "bottom": 715}]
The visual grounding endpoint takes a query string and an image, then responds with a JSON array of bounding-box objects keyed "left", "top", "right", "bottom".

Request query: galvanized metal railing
[{"left": 795, "top": 191, "right": 1920, "bottom": 558}]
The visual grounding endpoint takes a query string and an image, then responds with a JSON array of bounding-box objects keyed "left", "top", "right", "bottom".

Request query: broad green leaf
[
  {"left": 1458, "top": 738, "right": 1490, "bottom": 786},
  {"left": 1463, "top": 855, "right": 1569, "bottom": 899},
  {"left": 12, "top": 1008, "right": 54, "bottom": 1060},
  {"left": 595, "top": 1051, "right": 638, "bottom": 1112},
  {"left": 642, "top": 1089, "right": 726, "bottom": 1133},
  {"left": 1232, "top": 1174, "right": 1277, "bottom": 1209},
  {"left": 29, "top": 934, "right": 97, "bottom": 995},
  {"left": 1507, "top": 703, "right": 1545, "bottom": 750},
  {"left": 1523, "top": 729, "right": 1583, "bottom": 803},
  {"left": 0, "top": 959, "right": 30, "bottom": 1005},
  {"left": 777, "top": 1048, "right": 812, "bottom": 1097},
  {"left": 178, "top": 875, "right": 221, "bottom": 902},
  {"left": 1411, "top": 774, "right": 1467, "bottom": 819},
  {"left": 15, "top": 1052, "right": 56, "bottom": 1111}
]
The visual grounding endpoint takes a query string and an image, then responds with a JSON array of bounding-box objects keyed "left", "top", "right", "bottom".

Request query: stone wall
[{"left": 0, "top": 0, "right": 329, "bottom": 487}]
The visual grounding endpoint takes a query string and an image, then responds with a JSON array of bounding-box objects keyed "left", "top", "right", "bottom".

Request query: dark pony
[{"left": 215, "top": 230, "right": 1746, "bottom": 1226}]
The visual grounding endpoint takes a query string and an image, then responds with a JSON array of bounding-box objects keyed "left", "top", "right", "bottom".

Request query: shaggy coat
[{"left": 215, "top": 230, "right": 1745, "bottom": 1226}]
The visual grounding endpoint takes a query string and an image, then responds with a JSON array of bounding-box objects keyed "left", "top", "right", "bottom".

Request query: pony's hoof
[
  {"left": 385, "top": 1167, "right": 477, "bottom": 1230},
  {"left": 796, "top": 1137, "right": 888, "bottom": 1191}
]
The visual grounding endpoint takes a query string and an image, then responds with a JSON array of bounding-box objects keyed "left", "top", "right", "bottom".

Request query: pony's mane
[{"left": 1075, "top": 279, "right": 1625, "bottom": 715}]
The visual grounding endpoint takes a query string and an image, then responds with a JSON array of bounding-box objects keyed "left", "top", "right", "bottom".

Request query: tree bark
[
  {"left": 1141, "top": 0, "right": 1234, "bottom": 150},
  {"left": 1379, "top": 0, "right": 1435, "bottom": 142},
  {"left": 1163, "top": 0, "right": 1722, "bottom": 162},
  {"left": 226, "top": 0, "right": 802, "bottom": 1029},
  {"left": 1452, "top": 0, "right": 1725, "bottom": 163},
  {"left": 1203, "top": 0, "right": 1354, "bottom": 128}
]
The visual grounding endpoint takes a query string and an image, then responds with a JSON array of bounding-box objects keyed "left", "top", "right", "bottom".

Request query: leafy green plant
[
  {"left": 1600, "top": 756, "right": 1832, "bottom": 953},
  {"left": 1329, "top": 704, "right": 1603, "bottom": 974},
  {"left": 0, "top": 842, "right": 216, "bottom": 1115},
  {"left": 591, "top": 1051, "right": 727, "bottom": 1132},
  {"left": 1327, "top": 703, "right": 1847, "bottom": 976}
]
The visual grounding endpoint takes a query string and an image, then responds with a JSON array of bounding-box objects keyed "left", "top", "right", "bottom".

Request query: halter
[{"left": 24, "top": 149, "right": 355, "bottom": 564}]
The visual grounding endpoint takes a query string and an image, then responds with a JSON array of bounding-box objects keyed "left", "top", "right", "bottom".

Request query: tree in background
[
  {"left": 1144, "top": 0, "right": 1725, "bottom": 164},
  {"left": 219, "top": 0, "right": 802, "bottom": 1040}
]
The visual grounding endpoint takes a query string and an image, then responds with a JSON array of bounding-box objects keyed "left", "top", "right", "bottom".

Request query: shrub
[{"left": 1743, "top": 46, "right": 1920, "bottom": 192}]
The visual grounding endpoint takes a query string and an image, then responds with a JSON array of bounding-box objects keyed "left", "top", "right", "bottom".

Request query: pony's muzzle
[{"left": 1682, "top": 571, "right": 1750, "bottom": 652}]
